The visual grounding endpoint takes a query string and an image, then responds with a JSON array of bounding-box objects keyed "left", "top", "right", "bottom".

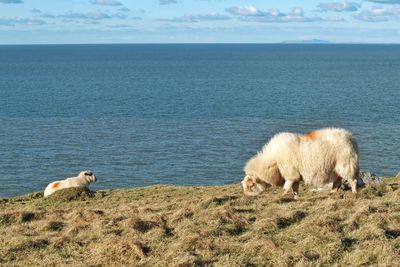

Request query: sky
[{"left": 0, "top": 0, "right": 400, "bottom": 44}]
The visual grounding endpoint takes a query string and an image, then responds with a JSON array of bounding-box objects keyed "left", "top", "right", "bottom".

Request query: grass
[{"left": 1, "top": 178, "right": 400, "bottom": 266}]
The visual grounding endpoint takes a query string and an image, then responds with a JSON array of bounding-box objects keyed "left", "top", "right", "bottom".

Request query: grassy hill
[{"left": 1, "top": 178, "right": 400, "bottom": 266}]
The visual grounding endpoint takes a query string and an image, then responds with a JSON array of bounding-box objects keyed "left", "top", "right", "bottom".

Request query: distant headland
[{"left": 281, "top": 39, "right": 332, "bottom": 44}]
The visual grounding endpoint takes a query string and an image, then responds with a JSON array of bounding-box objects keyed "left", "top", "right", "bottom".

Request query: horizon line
[{"left": 1, "top": 42, "right": 400, "bottom": 46}]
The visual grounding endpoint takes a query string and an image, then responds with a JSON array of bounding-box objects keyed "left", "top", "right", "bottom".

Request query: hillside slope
[{"left": 1, "top": 178, "right": 400, "bottom": 266}]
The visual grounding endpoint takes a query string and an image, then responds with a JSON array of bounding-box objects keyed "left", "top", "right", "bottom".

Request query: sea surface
[{"left": 0, "top": 44, "right": 399, "bottom": 198}]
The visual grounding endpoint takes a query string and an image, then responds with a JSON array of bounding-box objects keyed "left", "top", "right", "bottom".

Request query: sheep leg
[
  {"left": 292, "top": 181, "right": 300, "bottom": 199},
  {"left": 330, "top": 177, "right": 342, "bottom": 193},
  {"left": 349, "top": 179, "right": 357, "bottom": 193},
  {"left": 283, "top": 180, "right": 294, "bottom": 196}
]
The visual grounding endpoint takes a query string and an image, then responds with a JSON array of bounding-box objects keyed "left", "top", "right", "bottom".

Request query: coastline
[{"left": 1, "top": 178, "right": 400, "bottom": 266}]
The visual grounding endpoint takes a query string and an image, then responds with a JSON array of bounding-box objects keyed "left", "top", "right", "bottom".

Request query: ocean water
[{"left": 0, "top": 44, "right": 399, "bottom": 198}]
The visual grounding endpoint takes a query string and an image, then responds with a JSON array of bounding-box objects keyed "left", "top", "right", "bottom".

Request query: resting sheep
[
  {"left": 44, "top": 170, "right": 97, "bottom": 197},
  {"left": 242, "top": 128, "right": 359, "bottom": 198}
]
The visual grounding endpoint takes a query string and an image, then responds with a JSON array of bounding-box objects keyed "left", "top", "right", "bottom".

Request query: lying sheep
[
  {"left": 242, "top": 128, "right": 359, "bottom": 198},
  {"left": 44, "top": 170, "right": 97, "bottom": 197}
]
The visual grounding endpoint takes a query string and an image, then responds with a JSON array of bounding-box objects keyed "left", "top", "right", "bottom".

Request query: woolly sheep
[
  {"left": 242, "top": 128, "right": 359, "bottom": 198},
  {"left": 44, "top": 170, "right": 97, "bottom": 197}
]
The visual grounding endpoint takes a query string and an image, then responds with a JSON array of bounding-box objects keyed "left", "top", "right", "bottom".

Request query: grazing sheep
[
  {"left": 44, "top": 170, "right": 97, "bottom": 197},
  {"left": 242, "top": 128, "right": 359, "bottom": 198}
]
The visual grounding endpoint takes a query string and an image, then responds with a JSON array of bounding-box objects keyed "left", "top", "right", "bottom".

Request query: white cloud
[
  {"left": 317, "top": 1, "right": 361, "bottom": 12},
  {"left": 225, "top": 5, "right": 260, "bottom": 16},
  {"left": 112, "top": 13, "right": 127, "bottom": 19},
  {"left": 48, "top": 10, "right": 130, "bottom": 22},
  {"left": 0, "top": 17, "right": 46, "bottom": 26},
  {"left": 363, "top": 0, "right": 400, "bottom": 4},
  {"left": 39, "top": 13, "right": 56, "bottom": 19},
  {"left": 226, "top": 5, "right": 324, "bottom": 23},
  {"left": 0, "top": 0, "right": 23, "bottom": 3},
  {"left": 109, "top": 24, "right": 132, "bottom": 28},
  {"left": 61, "top": 11, "right": 112, "bottom": 20},
  {"left": 326, "top": 16, "right": 347, "bottom": 21},
  {"left": 118, "top": 7, "right": 131, "bottom": 12},
  {"left": 354, "top": 5, "right": 400, "bottom": 21},
  {"left": 89, "top": 0, "right": 122, "bottom": 6},
  {"left": 159, "top": 0, "right": 178, "bottom": 5},
  {"left": 158, "top": 13, "right": 231, "bottom": 23},
  {"left": 290, "top": 7, "right": 305, "bottom": 16}
]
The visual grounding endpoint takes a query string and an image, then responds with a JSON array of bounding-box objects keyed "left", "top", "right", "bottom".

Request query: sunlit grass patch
[{"left": 1, "top": 178, "right": 400, "bottom": 266}]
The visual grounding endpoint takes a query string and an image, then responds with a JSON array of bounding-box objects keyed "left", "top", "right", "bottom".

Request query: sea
[{"left": 0, "top": 44, "right": 399, "bottom": 198}]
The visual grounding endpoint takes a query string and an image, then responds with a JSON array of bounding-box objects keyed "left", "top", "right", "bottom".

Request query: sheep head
[
  {"left": 241, "top": 175, "right": 269, "bottom": 196},
  {"left": 79, "top": 170, "right": 97, "bottom": 183}
]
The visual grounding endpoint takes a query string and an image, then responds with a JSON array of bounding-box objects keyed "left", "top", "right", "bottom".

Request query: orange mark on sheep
[
  {"left": 52, "top": 182, "right": 61, "bottom": 189},
  {"left": 301, "top": 130, "right": 319, "bottom": 141}
]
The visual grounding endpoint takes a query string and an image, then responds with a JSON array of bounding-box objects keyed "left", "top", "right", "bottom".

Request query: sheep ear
[{"left": 242, "top": 175, "right": 250, "bottom": 183}]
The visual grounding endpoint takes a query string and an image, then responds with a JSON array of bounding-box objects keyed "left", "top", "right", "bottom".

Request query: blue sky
[{"left": 0, "top": 0, "right": 400, "bottom": 44}]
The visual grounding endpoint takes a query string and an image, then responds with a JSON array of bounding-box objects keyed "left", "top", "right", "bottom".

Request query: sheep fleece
[
  {"left": 44, "top": 170, "right": 96, "bottom": 197},
  {"left": 244, "top": 128, "right": 359, "bottom": 187}
]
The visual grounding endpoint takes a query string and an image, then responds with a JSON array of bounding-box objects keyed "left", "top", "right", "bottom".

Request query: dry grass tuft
[
  {"left": 276, "top": 210, "right": 307, "bottom": 229},
  {"left": 202, "top": 195, "right": 239, "bottom": 207},
  {"left": 20, "top": 212, "right": 37, "bottom": 223},
  {"left": 0, "top": 212, "right": 18, "bottom": 225},
  {"left": 172, "top": 207, "right": 194, "bottom": 222},
  {"left": 384, "top": 229, "right": 400, "bottom": 239},
  {"left": 10, "top": 239, "right": 50, "bottom": 253},
  {"left": 302, "top": 250, "right": 320, "bottom": 261},
  {"left": 128, "top": 217, "right": 159, "bottom": 233},
  {"left": 45, "top": 187, "right": 95, "bottom": 202},
  {"left": 0, "top": 211, "right": 44, "bottom": 226},
  {"left": 5, "top": 239, "right": 50, "bottom": 261},
  {"left": 361, "top": 183, "right": 390, "bottom": 198},
  {"left": 46, "top": 221, "right": 65, "bottom": 231},
  {"left": 1, "top": 179, "right": 400, "bottom": 266},
  {"left": 128, "top": 240, "right": 151, "bottom": 259}
]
